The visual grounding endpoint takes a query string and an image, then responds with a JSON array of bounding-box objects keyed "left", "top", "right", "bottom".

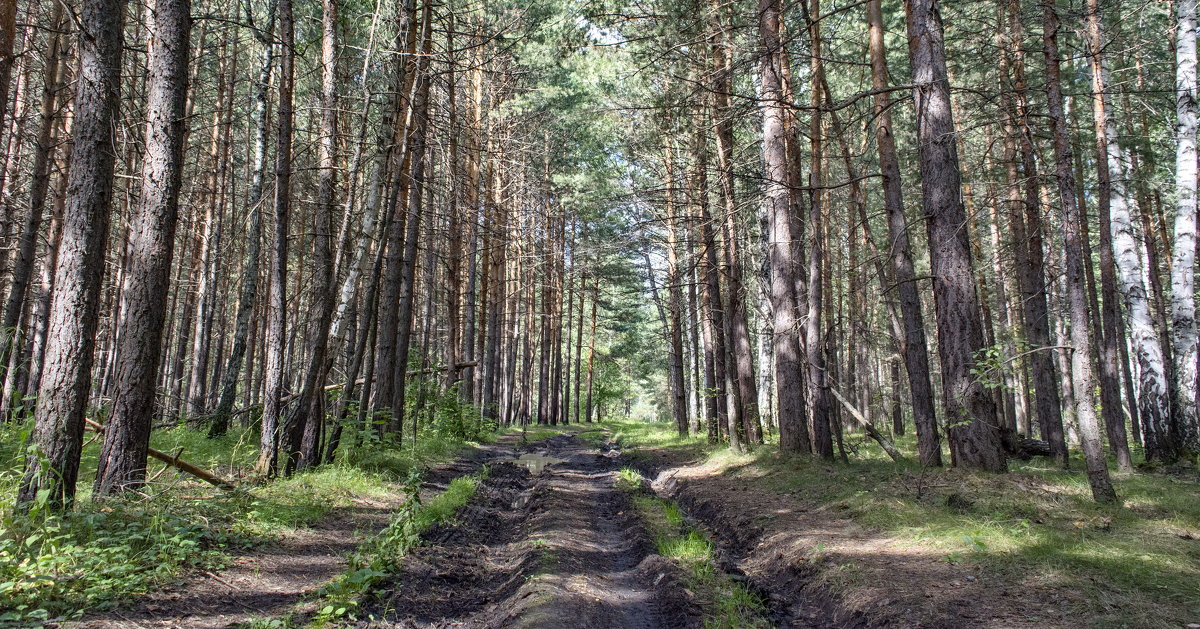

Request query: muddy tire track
[{"left": 362, "top": 433, "right": 702, "bottom": 628}]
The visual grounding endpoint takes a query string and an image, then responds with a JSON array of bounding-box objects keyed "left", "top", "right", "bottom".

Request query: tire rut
[{"left": 363, "top": 433, "right": 702, "bottom": 628}]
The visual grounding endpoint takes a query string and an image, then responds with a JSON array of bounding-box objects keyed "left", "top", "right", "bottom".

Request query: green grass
[
  {"left": 602, "top": 419, "right": 1200, "bottom": 628},
  {"left": 502, "top": 420, "right": 602, "bottom": 445},
  {"left": 616, "top": 466, "right": 771, "bottom": 629},
  {"left": 314, "top": 468, "right": 487, "bottom": 624},
  {"left": 593, "top": 419, "right": 709, "bottom": 452},
  {"left": 0, "top": 416, "right": 495, "bottom": 626}
]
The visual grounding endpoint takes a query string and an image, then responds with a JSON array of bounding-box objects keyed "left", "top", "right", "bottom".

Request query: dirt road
[{"left": 365, "top": 431, "right": 703, "bottom": 628}]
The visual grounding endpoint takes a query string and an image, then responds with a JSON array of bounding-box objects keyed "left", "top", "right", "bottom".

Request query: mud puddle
[{"left": 504, "top": 452, "right": 566, "bottom": 474}]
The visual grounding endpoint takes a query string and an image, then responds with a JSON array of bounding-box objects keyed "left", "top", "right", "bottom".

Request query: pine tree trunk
[
  {"left": 805, "top": 0, "right": 833, "bottom": 459},
  {"left": 1042, "top": 0, "right": 1118, "bottom": 502},
  {"left": 1084, "top": 0, "right": 1173, "bottom": 462},
  {"left": 0, "top": 0, "right": 16, "bottom": 146},
  {"left": 708, "top": 0, "right": 752, "bottom": 449},
  {"left": 584, "top": 274, "right": 598, "bottom": 423},
  {"left": 287, "top": 0, "right": 340, "bottom": 471},
  {"left": 257, "top": 0, "right": 295, "bottom": 476},
  {"left": 0, "top": 3, "right": 66, "bottom": 417},
  {"left": 689, "top": 113, "right": 725, "bottom": 444},
  {"left": 662, "top": 137, "right": 689, "bottom": 436},
  {"left": 759, "top": 0, "right": 809, "bottom": 454},
  {"left": 94, "top": 0, "right": 190, "bottom": 495},
  {"left": 391, "top": 13, "right": 434, "bottom": 436},
  {"left": 1000, "top": 0, "right": 1067, "bottom": 464},
  {"left": 208, "top": 7, "right": 275, "bottom": 437},
  {"left": 373, "top": 0, "right": 419, "bottom": 428},
  {"left": 573, "top": 267, "right": 586, "bottom": 425},
  {"left": 867, "top": 0, "right": 939, "bottom": 464},
  {"left": 18, "top": 0, "right": 127, "bottom": 508},
  {"left": 904, "top": 0, "right": 1005, "bottom": 471}
]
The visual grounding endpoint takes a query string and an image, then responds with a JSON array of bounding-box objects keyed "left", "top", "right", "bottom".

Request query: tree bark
[
  {"left": 257, "top": 0, "right": 295, "bottom": 476},
  {"left": 288, "top": 0, "right": 340, "bottom": 472},
  {"left": 1084, "top": 0, "right": 1173, "bottom": 463},
  {"left": 867, "top": 0, "right": 940, "bottom": 465},
  {"left": 904, "top": 0, "right": 1006, "bottom": 471},
  {"left": 0, "top": 0, "right": 18, "bottom": 147},
  {"left": 1000, "top": 0, "right": 1067, "bottom": 465},
  {"left": 1172, "top": 0, "right": 1200, "bottom": 455},
  {"left": 759, "top": 0, "right": 810, "bottom": 454},
  {"left": 94, "top": 0, "right": 190, "bottom": 495},
  {"left": 209, "top": 5, "right": 275, "bottom": 438},
  {"left": 805, "top": 0, "right": 833, "bottom": 459},
  {"left": 708, "top": 0, "right": 752, "bottom": 450},
  {"left": 662, "top": 136, "right": 690, "bottom": 436},
  {"left": 1042, "top": 0, "right": 1118, "bottom": 502},
  {"left": 18, "top": 0, "right": 128, "bottom": 508},
  {"left": 0, "top": 3, "right": 66, "bottom": 418}
]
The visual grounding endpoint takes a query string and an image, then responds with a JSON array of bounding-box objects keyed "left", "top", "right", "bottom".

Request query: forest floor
[
  {"left": 599, "top": 421, "right": 1200, "bottom": 629},
  {"left": 60, "top": 426, "right": 776, "bottom": 629},
  {"left": 20, "top": 421, "right": 1200, "bottom": 628},
  {"left": 353, "top": 429, "right": 718, "bottom": 628}
]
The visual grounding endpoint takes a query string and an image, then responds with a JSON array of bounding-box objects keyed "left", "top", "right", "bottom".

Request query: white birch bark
[
  {"left": 1092, "top": 54, "right": 1173, "bottom": 460},
  {"left": 1172, "top": 0, "right": 1200, "bottom": 454}
]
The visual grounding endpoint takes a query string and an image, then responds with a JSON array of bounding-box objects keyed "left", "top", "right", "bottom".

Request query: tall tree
[
  {"left": 904, "top": 0, "right": 1005, "bottom": 471},
  {"left": 0, "top": 0, "right": 17, "bottom": 146},
  {"left": 0, "top": 2, "right": 67, "bottom": 416},
  {"left": 999, "top": 0, "right": 1066, "bottom": 464},
  {"left": 18, "top": 0, "right": 129, "bottom": 507},
  {"left": 759, "top": 0, "right": 810, "bottom": 454},
  {"left": 867, "top": 0, "right": 940, "bottom": 466},
  {"left": 208, "top": 2, "right": 275, "bottom": 438},
  {"left": 1084, "top": 0, "right": 1173, "bottom": 462},
  {"left": 288, "top": 0, "right": 340, "bottom": 472},
  {"left": 1042, "top": 0, "right": 1118, "bottom": 502},
  {"left": 1172, "top": 0, "right": 1200, "bottom": 455},
  {"left": 258, "top": 0, "right": 295, "bottom": 476},
  {"left": 708, "top": 0, "right": 754, "bottom": 449},
  {"left": 94, "top": 0, "right": 191, "bottom": 494}
]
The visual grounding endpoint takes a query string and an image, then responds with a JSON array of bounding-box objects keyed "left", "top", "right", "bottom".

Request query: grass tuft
[
  {"left": 314, "top": 467, "right": 487, "bottom": 624},
  {"left": 616, "top": 467, "right": 771, "bottom": 629},
  {"left": 0, "top": 411, "right": 494, "bottom": 625}
]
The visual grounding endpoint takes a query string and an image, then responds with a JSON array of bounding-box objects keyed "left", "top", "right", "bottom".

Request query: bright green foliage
[
  {"left": 0, "top": 500, "right": 225, "bottom": 624},
  {"left": 0, "top": 411, "right": 494, "bottom": 624}
]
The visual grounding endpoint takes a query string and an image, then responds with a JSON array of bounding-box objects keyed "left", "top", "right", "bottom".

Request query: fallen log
[
  {"left": 84, "top": 418, "right": 237, "bottom": 490},
  {"left": 829, "top": 387, "right": 907, "bottom": 463},
  {"left": 1016, "top": 438, "right": 1052, "bottom": 460}
]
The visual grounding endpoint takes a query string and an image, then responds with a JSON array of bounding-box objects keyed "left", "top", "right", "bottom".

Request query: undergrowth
[
  {"left": 0, "top": 389, "right": 494, "bottom": 626},
  {"left": 604, "top": 418, "right": 1200, "bottom": 628},
  {"left": 615, "top": 466, "right": 771, "bottom": 629}
]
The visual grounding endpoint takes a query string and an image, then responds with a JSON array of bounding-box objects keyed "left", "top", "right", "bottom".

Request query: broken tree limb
[
  {"left": 828, "top": 387, "right": 907, "bottom": 463},
  {"left": 84, "top": 418, "right": 237, "bottom": 490}
]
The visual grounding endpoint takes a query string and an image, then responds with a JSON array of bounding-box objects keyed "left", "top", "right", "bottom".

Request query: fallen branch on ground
[{"left": 84, "top": 418, "right": 237, "bottom": 490}]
